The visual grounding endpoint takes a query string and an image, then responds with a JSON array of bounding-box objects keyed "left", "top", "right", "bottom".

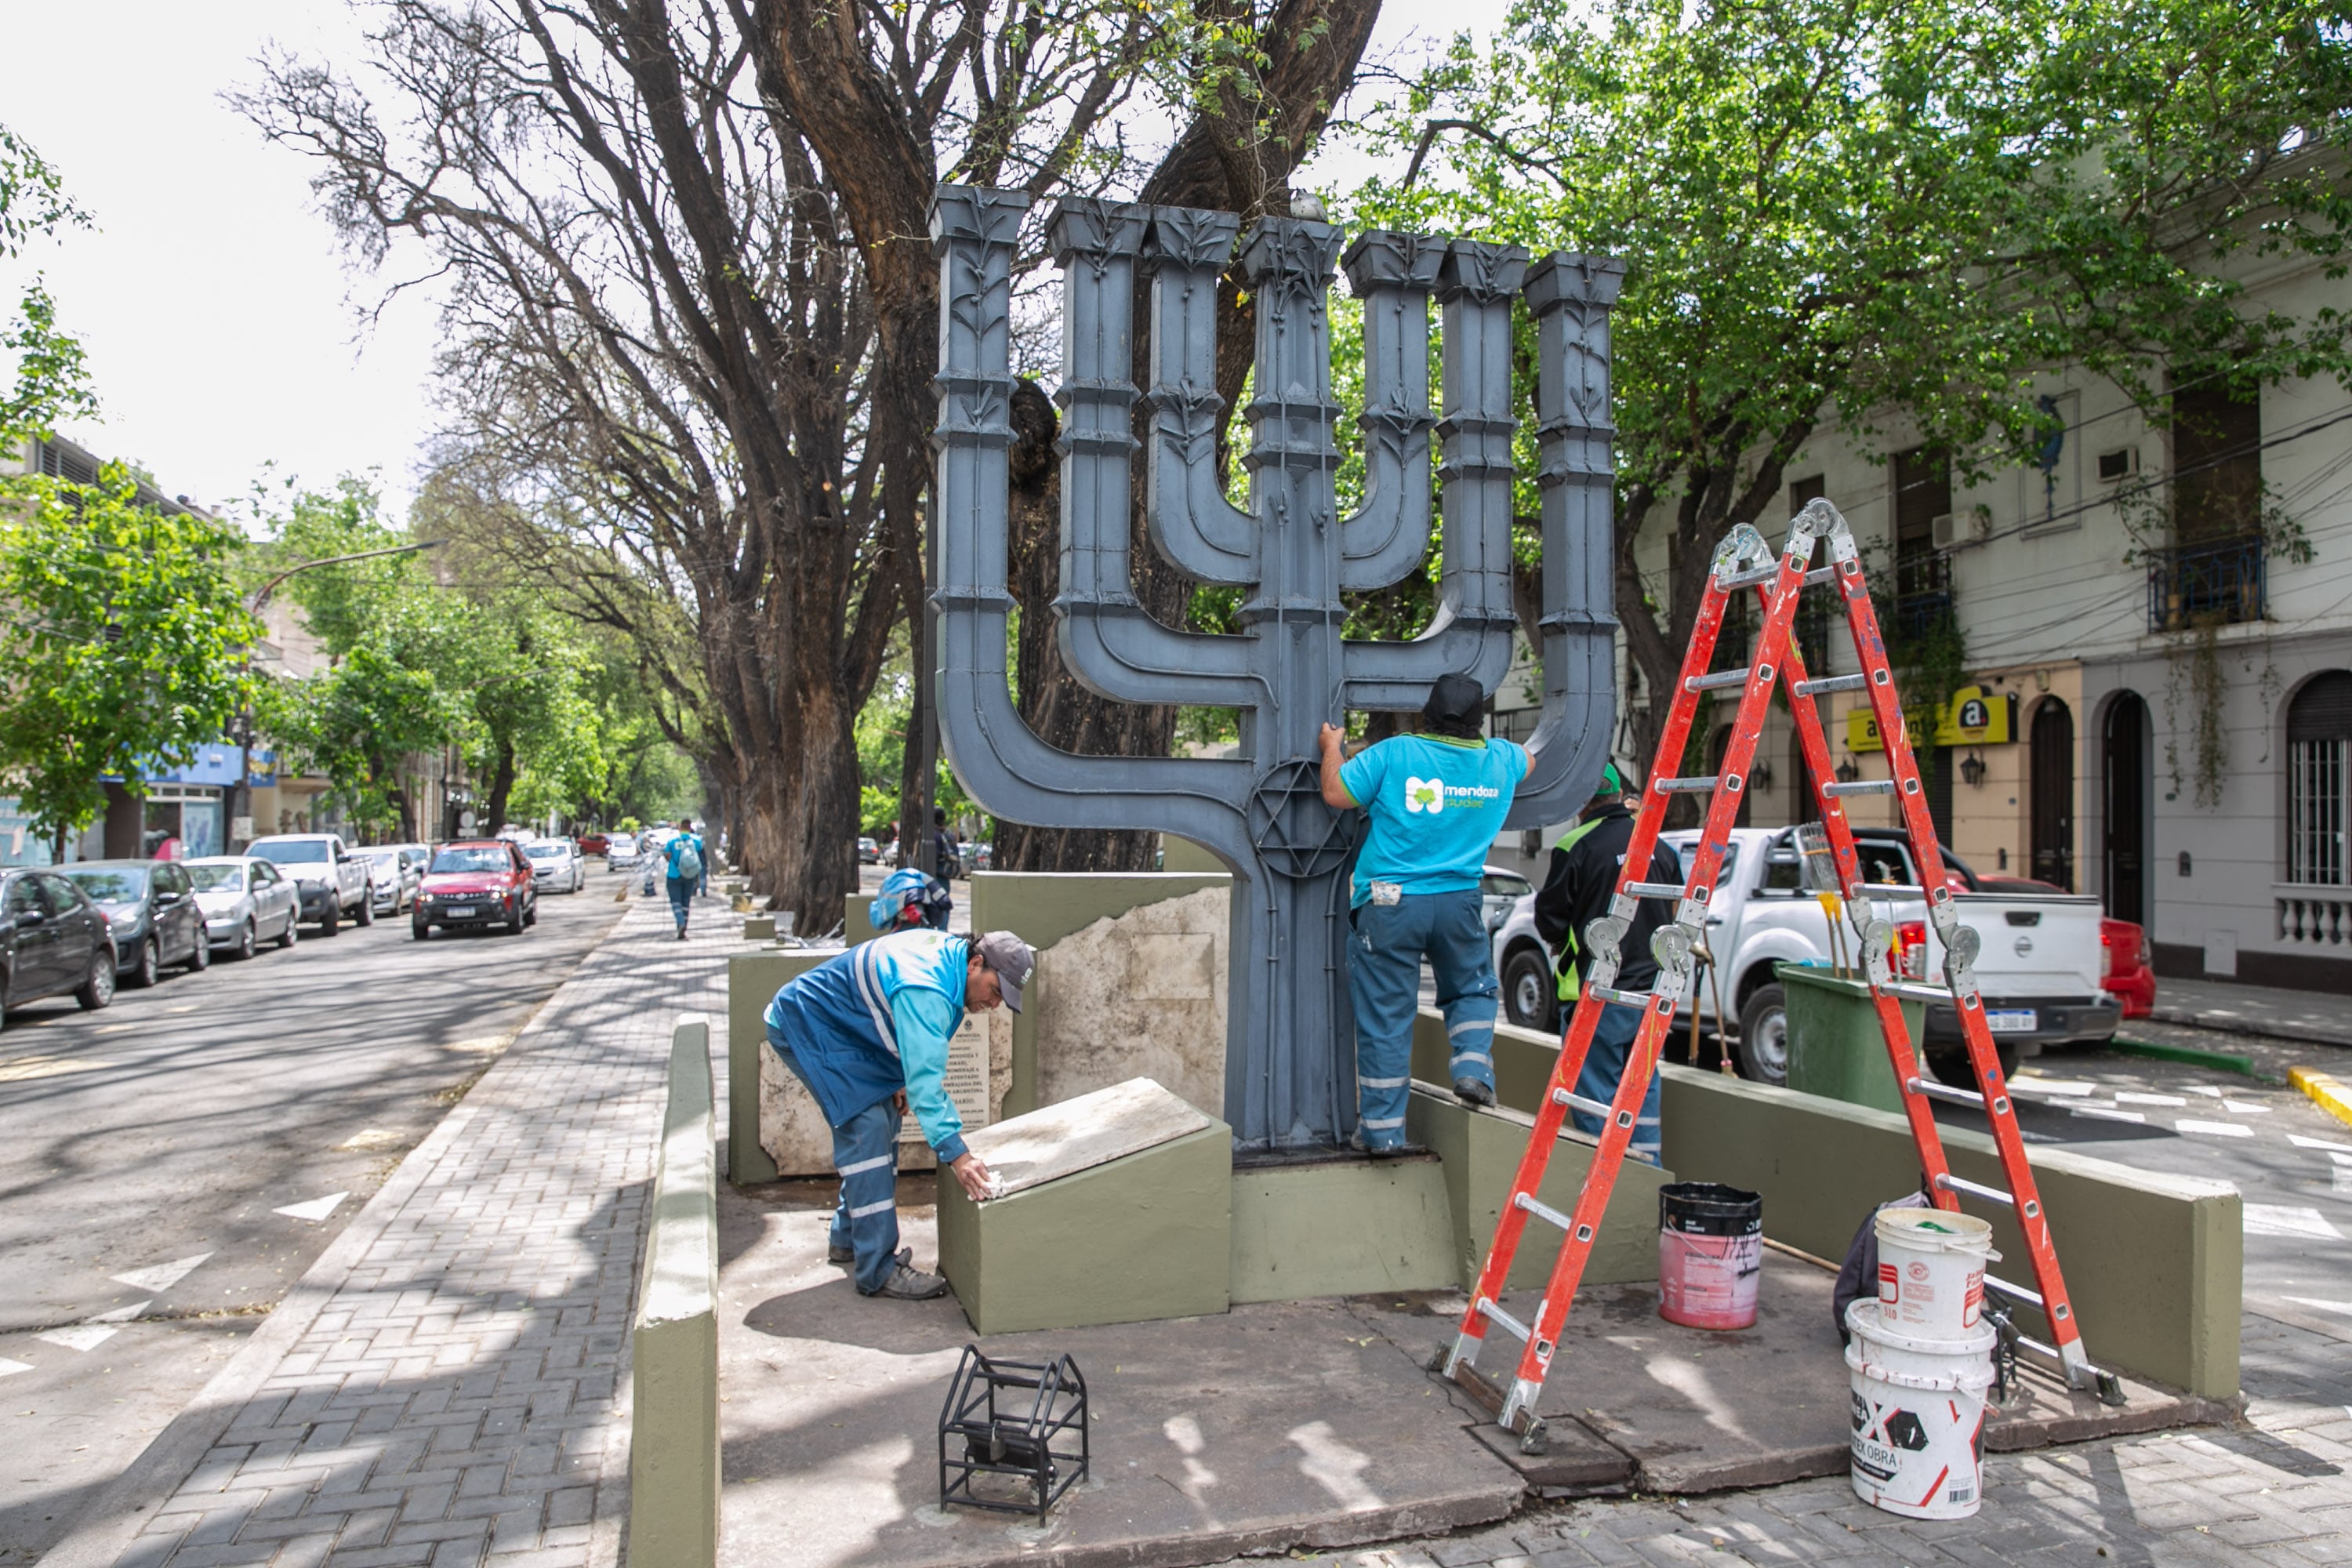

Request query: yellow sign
[{"left": 1846, "top": 686, "right": 2015, "bottom": 753}]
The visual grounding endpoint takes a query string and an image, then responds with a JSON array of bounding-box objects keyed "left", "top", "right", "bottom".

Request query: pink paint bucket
[{"left": 1657, "top": 1181, "right": 1762, "bottom": 1330}]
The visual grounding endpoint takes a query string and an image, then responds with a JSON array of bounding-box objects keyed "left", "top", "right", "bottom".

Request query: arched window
[{"left": 2287, "top": 673, "right": 2352, "bottom": 884}]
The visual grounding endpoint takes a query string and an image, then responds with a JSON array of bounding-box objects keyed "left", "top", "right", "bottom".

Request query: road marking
[
  {"left": 2013, "top": 1077, "right": 2097, "bottom": 1096},
  {"left": 86, "top": 1299, "right": 151, "bottom": 1323},
  {"left": 0, "top": 1056, "right": 116, "bottom": 1083},
  {"left": 2178, "top": 1118, "right": 2253, "bottom": 1138},
  {"left": 2116, "top": 1092, "right": 2187, "bottom": 1107},
  {"left": 2245, "top": 1204, "right": 2344, "bottom": 1241},
  {"left": 444, "top": 1036, "right": 513, "bottom": 1055},
  {"left": 110, "top": 1254, "right": 211, "bottom": 1294},
  {"left": 2071, "top": 1106, "right": 2147, "bottom": 1123},
  {"left": 36, "top": 1325, "right": 118, "bottom": 1352},
  {"left": 2223, "top": 1100, "right": 2272, "bottom": 1115},
  {"left": 274, "top": 1192, "right": 349, "bottom": 1222},
  {"left": 2289, "top": 1134, "right": 2352, "bottom": 1153},
  {"left": 336, "top": 1128, "right": 407, "bottom": 1152},
  {"left": 0, "top": 1359, "right": 31, "bottom": 1377},
  {"left": 165, "top": 1005, "right": 198, "bottom": 1014},
  {"left": 2282, "top": 1296, "right": 2352, "bottom": 1317},
  {"left": 2182, "top": 1084, "right": 2224, "bottom": 1098}
]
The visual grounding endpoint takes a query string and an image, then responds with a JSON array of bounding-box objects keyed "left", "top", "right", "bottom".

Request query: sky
[{"left": 0, "top": 0, "right": 1516, "bottom": 525}]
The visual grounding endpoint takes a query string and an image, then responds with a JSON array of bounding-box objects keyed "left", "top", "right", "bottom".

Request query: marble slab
[{"left": 965, "top": 1076, "right": 1213, "bottom": 1198}]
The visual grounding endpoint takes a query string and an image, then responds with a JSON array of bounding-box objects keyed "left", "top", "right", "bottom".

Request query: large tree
[{"left": 1359, "top": 0, "right": 2352, "bottom": 771}]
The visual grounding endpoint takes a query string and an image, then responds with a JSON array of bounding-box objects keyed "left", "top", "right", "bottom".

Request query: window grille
[{"left": 2288, "top": 738, "right": 2346, "bottom": 886}]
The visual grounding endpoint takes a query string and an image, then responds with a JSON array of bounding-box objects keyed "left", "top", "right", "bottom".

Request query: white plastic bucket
[
  {"left": 1875, "top": 1208, "right": 1998, "bottom": 1340},
  {"left": 1845, "top": 1301, "right": 1994, "bottom": 1519}
]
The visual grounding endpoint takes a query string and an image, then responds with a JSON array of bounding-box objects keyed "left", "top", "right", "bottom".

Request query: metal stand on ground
[
  {"left": 938, "top": 1346, "right": 1091, "bottom": 1520},
  {"left": 1435, "top": 498, "right": 2124, "bottom": 1456}
]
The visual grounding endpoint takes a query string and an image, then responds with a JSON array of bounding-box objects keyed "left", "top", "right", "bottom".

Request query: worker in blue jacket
[{"left": 764, "top": 927, "right": 1036, "bottom": 1299}]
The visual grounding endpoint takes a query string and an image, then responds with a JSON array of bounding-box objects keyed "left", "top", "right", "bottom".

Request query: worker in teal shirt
[{"left": 1319, "top": 673, "right": 1530, "bottom": 1153}]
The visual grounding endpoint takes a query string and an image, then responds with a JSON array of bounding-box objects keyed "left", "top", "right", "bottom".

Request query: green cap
[{"left": 1599, "top": 760, "right": 1625, "bottom": 795}]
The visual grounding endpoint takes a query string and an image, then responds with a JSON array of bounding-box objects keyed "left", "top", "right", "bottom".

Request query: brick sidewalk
[{"left": 67, "top": 897, "right": 736, "bottom": 1568}]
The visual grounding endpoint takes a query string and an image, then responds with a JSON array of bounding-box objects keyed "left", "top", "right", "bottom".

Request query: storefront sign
[{"left": 1846, "top": 686, "right": 2016, "bottom": 753}]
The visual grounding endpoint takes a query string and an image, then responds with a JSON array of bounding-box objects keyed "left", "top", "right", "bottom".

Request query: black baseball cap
[{"left": 1423, "top": 673, "right": 1485, "bottom": 728}]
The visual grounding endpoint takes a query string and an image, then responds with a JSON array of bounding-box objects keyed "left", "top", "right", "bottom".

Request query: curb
[
  {"left": 2288, "top": 1065, "right": 2352, "bottom": 1131},
  {"left": 2146, "top": 1005, "right": 2352, "bottom": 1051},
  {"left": 2107, "top": 1036, "right": 2259, "bottom": 1077},
  {"left": 38, "top": 901, "right": 647, "bottom": 1568}
]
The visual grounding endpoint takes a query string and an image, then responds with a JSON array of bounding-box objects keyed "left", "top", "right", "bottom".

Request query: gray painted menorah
[{"left": 928, "top": 184, "right": 1622, "bottom": 1148}]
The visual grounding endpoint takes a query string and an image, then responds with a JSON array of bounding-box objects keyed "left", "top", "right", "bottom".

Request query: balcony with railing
[
  {"left": 2148, "top": 535, "right": 2265, "bottom": 633},
  {"left": 1890, "top": 551, "right": 1955, "bottom": 642}
]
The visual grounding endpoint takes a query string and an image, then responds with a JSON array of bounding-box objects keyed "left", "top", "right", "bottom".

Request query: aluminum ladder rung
[
  {"left": 1587, "top": 985, "right": 1656, "bottom": 1009},
  {"left": 1623, "top": 880, "right": 1688, "bottom": 898},
  {"left": 1886, "top": 982, "right": 1953, "bottom": 1004},
  {"left": 1654, "top": 776, "right": 1719, "bottom": 793},
  {"left": 1550, "top": 1085, "right": 1616, "bottom": 1120},
  {"left": 1904, "top": 1074, "right": 1984, "bottom": 1109},
  {"left": 1853, "top": 883, "right": 1929, "bottom": 896},
  {"left": 1683, "top": 668, "right": 1752, "bottom": 692},
  {"left": 1985, "top": 1273, "right": 2045, "bottom": 1310},
  {"left": 1475, "top": 1298, "right": 1532, "bottom": 1342},
  {"left": 1792, "top": 673, "right": 1867, "bottom": 696},
  {"left": 1935, "top": 1172, "right": 2016, "bottom": 1209},
  {"left": 1719, "top": 562, "right": 1836, "bottom": 592},
  {"left": 1822, "top": 779, "right": 1896, "bottom": 797},
  {"left": 1514, "top": 1191, "right": 1575, "bottom": 1232}
]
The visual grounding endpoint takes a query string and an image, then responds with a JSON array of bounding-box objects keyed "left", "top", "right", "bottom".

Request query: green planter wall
[{"left": 1780, "top": 964, "right": 1925, "bottom": 1115}]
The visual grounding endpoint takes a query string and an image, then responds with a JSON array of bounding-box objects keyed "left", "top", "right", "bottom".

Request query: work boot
[
  {"left": 1454, "top": 1076, "right": 1496, "bottom": 1109},
  {"left": 866, "top": 1258, "right": 949, "bottom": 1301}
]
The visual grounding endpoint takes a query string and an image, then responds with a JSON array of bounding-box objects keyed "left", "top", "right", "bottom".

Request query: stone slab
[
  {"left": 1031, "top": 884, "right": 1229, "bottom": 1120},
  {"left": 941, "top": 1117, "right": 1232, "bottom": 1335},
  {"left": 720, "top": 1178, "right": 1520, "bottom": 1568},
  {"left": 1229, "top": 1151, "right": 1457, "bottom": 1304},
  {"left": 965, "top": 1076, "right": 1214, "bottom": 1197}
]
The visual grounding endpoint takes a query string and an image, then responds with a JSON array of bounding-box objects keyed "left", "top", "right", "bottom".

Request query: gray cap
[{"left": 974, "top": 931, "right": 1036, "bottom": 1013}]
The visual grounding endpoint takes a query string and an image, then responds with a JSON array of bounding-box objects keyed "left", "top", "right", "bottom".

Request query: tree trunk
[{"left": 483, "top": 735, "right": 516, "bottom": 836}]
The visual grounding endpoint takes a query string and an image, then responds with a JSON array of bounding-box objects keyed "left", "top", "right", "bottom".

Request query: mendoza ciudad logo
[{"left": 1403, "top": 776, "right": 1501, "bottom": 815}]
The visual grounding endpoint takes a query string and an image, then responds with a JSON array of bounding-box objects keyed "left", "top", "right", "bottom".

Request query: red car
[
  {"left": 412, "top": 840, "right": 539, "bottom": 939},
  {"left": 577, "top": 833, "right": 609, "bottom": 856},
  {"left": 2102, "top": 916, "right": 2155, "bottom": 1018}
]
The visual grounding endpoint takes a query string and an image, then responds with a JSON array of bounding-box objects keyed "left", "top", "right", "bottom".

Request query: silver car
[
  {"left": 522, "top": 838, "right": 584, "bottom": 894},
  {"left": 362, "top": 844, "right": 429, "bottom": 915},
  {"left": 182, "top": 855, "right": 303, "bottom": 960}
]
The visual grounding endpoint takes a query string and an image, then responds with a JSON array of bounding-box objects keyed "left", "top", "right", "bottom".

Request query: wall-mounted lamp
[
  {"left": 1959, "top": 750, "right": 1987, "bottom": 788},
  {"left": 1751, "top": 756, "right": 1775, "bottom": 790},
  {"left": 1835, "top": 754, "right": 1861, "bottom": 785}
]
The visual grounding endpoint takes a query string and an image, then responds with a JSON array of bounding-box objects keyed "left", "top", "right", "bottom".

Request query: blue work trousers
[
  {"left": 1572, "top": 1000, "right": 1664, "bottom": 1163},
  {"left": 666, "top": 874, "right": 693, "bottom": 933},
  {"left": 769, "top": 1026, "right": 905, "bottom": 1293},
  {"left": 1347, "top": 888, "right": 1499, "bottom": 1149}
]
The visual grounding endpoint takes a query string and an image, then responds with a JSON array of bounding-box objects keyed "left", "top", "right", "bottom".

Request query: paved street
[{"left": 0, "top": 869, "right": 629, "bottom": 1563}]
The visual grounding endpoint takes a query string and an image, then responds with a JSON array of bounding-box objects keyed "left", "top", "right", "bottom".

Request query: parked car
[
  {"left": 413, "top": 840, "right": 539, "bottom": 938},
  {"left": 607, "top": 838, "right": 641, "bottom": 871},
  {"left": 57, "top": 860, "right": 209, "bottom": 988},
  {"left": 1, "top": 867, "right": 117, "bottom": 1016},
  {"left": 1479, "top": 865, "right": 1534, "bottom": 935},
  {"left": 182, "top": 855, "right": 303, "bottom": 959},
  {"left": 522, "top": 838, "right": 585, "bottom": 894},
  {"left": 858, "top": 836, "right": 880, "bottom": 865},
  {"left": 1491, "top": 826, "right": 2120, "bottom": 1087},
  {"left": 248, "top": 833, "right": 373, "bottom": 932},
  {"left": 577, "top": 832, "right": 610, "bottom": 857},
  {"left": 361, "top": 844, "right": 430, "bottom": 916},
  {"left": 2101, "top": 916, "right": 2155, "bottom": 1018}
]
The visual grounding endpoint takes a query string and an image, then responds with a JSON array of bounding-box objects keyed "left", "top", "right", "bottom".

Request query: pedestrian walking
[
  {"left": 1532, "top": 762, "right": 1675, "bottom": 1163},
  {"left": 1318, "top": 672, "right": 1530, "bottom": 1154},
  {"left": 663, "top": 818, "right": 704, "bottom": 938},
  {"left": 764, "top": 928, "right": 1035, "bottom": 1298}
]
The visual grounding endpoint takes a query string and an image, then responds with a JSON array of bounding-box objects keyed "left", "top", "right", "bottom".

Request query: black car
[
  {"left": 1, "top": 867, "right": 117, "bottom": 1018},
  {"left": 57, "top": 860, "right": 209, "bottom": 989}
]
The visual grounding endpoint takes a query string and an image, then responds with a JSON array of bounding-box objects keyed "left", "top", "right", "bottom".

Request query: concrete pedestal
[
  {"left": 1229, "top": 1152, "right": 1456, "bottom": 1304},
  {"left": 1780, "top": 964, "right": 1924, "bottom": 1114}
]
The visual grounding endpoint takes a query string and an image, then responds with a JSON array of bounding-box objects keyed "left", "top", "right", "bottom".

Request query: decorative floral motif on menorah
[{"left": 928, "top": 185, "right": 1624, "bottom": 1148}]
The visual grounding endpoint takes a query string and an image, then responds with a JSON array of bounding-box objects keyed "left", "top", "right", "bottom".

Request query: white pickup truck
[{"left": 1493, "top": 825, "right": 2120, "bottom": 1087}]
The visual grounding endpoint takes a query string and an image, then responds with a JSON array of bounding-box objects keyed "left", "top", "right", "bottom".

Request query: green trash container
[{"left": 1779, "top": 963, "right": 1926, "bottom": 1115}]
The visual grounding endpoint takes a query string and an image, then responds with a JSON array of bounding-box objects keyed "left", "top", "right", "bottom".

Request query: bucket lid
[
  {"left": 1874, "top": 1207, "right": 1998, "bottom": 1258},
  {"left": 1844, "top": 1336, "right": 1998, "bottom": 1394},
  {"left": 1843, "top": 1298, "right": 1998, "bottom": 1359}
]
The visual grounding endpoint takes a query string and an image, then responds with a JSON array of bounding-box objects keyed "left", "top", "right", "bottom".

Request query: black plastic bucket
[{"left": 1658, "top": 1181, "right": 1763, "bottom": 1330}]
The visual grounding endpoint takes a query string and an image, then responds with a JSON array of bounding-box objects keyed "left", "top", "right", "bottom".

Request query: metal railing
[{"left": 2148, "top": 535, "right": 2265, "bottom": 632}]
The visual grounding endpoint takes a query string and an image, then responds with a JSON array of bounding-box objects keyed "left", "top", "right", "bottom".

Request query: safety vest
[
  {"left": 764, "top": 929, "right": 969, "bottom": 1127},
  {"left": 1549, "top": 815, "right": 1609, "bottom": 1003}
]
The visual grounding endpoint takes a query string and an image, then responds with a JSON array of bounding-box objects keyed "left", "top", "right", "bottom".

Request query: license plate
[
  {"left": 446, "top": 906, "right": 479, "bottom": 919},
  {"left": 1985, "top": 1009, "right": 2037, "bottom": 1033}
]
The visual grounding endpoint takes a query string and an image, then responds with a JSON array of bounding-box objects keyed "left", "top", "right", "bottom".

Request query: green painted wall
[
  {"left": 1408, "top": 1087, "right": 1669, "bottom": 1290},
  {"left": 968, "top": 872, "right": 1232, "bottom": 1117},
  {"left": 630, "top": 1020, "right": 720, "bottom": 1568},
  {"left": 1159, "top": 835, "right": 1232, "bottom": 874},
  {"left": 725, "top": 950, "right": 832, "bottom": 1185},
  {"left": 1229, "top": 1156, "right": 1457, "bottom": 1303},
  {"left": 938, "top": 1122, "right": 1233, "bottom": 1334},
  {"left": 1659, "top": 1065, "right": 2242, "bottom": 1400},
  {"left": 1781, "top": 966, "right": 1924, "bottom": 1115}
]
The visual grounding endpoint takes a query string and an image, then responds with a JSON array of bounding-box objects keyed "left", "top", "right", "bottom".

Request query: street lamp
[{"left": 1959, "top": 750, "right": 1987, "bottom": 788}]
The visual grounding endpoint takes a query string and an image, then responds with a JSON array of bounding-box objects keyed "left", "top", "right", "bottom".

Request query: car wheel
[
  {"left": 187, "top": 930, "right": 210, "bottom": 972},
  {"left": 320, "top": 903, "right": 339, "bottom": 936},
  {"left": 1928, "top": 1039, "right": 2020, "bottom": 1092},
  {"left": 1502, "top": 947, "right": 1559, "bottom": 1034},
  {"left": 1734, "top": 982, "right": 1789, "bottom": 1086},
  {"left": 235, "top": 920, "right": 257, "bottom": 961},
  {"left": 126, "top": 937, "right": 160, "bottom": 989},
  {"left": 523, "top": 901, "right": 537, "bottom": 928},
  {"left": 412, "top": 920, "right": 430, "bottom": 942},
  {"left": 278, "top": 912, "right": 299, "bottom": 948},
  {"left": 355, "top": 895, "right": 376, "bottom": 927},
  {"left": 75, "top": 949, "right": 115, "bottom": 1011}
]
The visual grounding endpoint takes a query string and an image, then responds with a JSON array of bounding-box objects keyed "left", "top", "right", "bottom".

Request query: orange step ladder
[{"left": 1436, "top": 497, "right": 2122, "bottom": 1451}]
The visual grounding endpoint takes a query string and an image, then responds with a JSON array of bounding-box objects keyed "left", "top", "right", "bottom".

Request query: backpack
[{"left": 672, "top": 836, "right": 703, "bottom": 883}]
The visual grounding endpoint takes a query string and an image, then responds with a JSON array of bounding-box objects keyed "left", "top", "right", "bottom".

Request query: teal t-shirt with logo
[{"left": 1338, "top": 733, "right": 1531, "bottom": 906}]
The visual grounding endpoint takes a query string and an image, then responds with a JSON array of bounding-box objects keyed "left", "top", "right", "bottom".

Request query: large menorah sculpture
[{"left": 929, "top": 185, "right": 1622, "bottom": 1148}]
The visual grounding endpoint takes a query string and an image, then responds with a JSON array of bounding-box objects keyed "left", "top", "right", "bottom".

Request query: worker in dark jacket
[{"left": 1533, "top": 763, "right": 1675, "bottom": 1162}]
